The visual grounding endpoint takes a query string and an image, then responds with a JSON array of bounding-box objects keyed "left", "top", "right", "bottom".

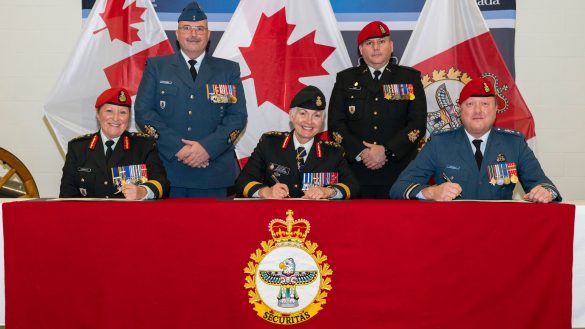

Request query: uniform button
[
  {"left": 373, "top": 142, "right": 377, "bottom": 145},
  {"left": 105, "top": 196, "right": 109, "bottom": 199},
  {"left": 374, "top": 111, "right": 378, "bottom": 115},
  {"left": 104, "top": 181, "right": 108, "bottom": 185},
  {"left": 375, "top": 97, "right": 379, "bottom": 101},
  {"left": 374, "top": 126, "right": 378, "bottom": 130},
  {"left": 187, "top": 127, "right": 192, "bottom": 131},
  {"left": 81, "top": 178, "right": 85, "bottom": 182},
  {"left": 350, "top": 96, "right": 354, "bottom": 99},
  {"left": 220, "top": 106, "right": 224, "bottom": 110},
  {"left": 161, "top": 91, "right": 165, "bottom": 95},
  {"left": 188, "top": 111, "right": 192, "bottom": 115},
  {"left": 190, "top": 95, "right": 194, "bottom": 99},
  {"left": 294, "top": 184, "right": 298, "bottom": 188}
]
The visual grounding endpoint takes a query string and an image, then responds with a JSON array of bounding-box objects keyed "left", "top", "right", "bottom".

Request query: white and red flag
[
  {"left": 44, "top": 0, "right": 174, "bottom": 151},
  {"left": 213, "top": 0, "right": 352, "bottom": 163},
  {"left": 400, "top": 0, "right": 535, "bottom": 140}
]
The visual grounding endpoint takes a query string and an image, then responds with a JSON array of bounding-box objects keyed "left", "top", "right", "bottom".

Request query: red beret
[
  {"left": 358, "top": 21, "right": 390, "bottom": 45},
  {"left": 95, "top": 87, "right": 132, "bottom": 109},
  {"left": 458, "top": 78, "right": 495, "bottom": 105}
]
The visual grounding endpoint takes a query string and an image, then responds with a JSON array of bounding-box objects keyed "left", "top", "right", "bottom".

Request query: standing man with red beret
[
  {"left": 328, "top": 21, "right": 427, "bottom": 199},
  {"left": 390, "top": 78, "right": 560, "bottom": 202}
]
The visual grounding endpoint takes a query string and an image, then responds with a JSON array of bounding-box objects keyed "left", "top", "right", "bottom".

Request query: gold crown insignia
[
  {"left": 119, "top": 91, "right": 127, "bottom": 103},
  {"left": 268, "top": 210, "right": 310, "bottom": 244}
]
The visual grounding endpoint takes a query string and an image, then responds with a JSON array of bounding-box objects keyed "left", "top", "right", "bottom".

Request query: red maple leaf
[
  {"left": 94, "top": 0, "right": 146, "bottom": 45},
  {"left": 239, "top": 8, "right": 335, "bottom": 112}
]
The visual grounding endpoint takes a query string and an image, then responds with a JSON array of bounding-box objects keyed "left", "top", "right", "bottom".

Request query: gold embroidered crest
[
  {"left": 331, "top": 131, "right": 343, "bottom": 144},
  {"left": 118, "top": 90, "right": 127, "bottom": 103},
  {"left": 244, "top": 210, "right": 332, "bottom": 325},
  {"left": 408, "top": 129, "right": 420, "bottom": 143}
]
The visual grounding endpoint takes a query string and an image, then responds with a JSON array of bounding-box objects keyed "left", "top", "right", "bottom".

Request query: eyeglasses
[{"left": 178, "top": 25, "right": 208, "bottom": 34}]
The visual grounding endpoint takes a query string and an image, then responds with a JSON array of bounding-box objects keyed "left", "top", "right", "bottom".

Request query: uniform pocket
[{"left": 344, "top": 89, "right": 366, "bottom": 120}]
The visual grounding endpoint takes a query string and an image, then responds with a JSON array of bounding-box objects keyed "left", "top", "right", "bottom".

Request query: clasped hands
[
  {"left": 361, "top": 141, "right": 387, "bottom": 170},
  {"left": 259, "top": 183, "right": 335, "bottom": 200},
  {"left": 176, "top": 139, "right": 210, "bottom": 168}
]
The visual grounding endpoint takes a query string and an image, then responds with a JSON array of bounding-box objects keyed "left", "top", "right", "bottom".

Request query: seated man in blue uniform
[
  {"left": 236, "top": 86, "right": 359, "bottom": 199},
  {"left": 390, "top": 78, "right": 560, "bottom": 203},
  {"left": 60, "top": 87, "right": 170, "bottom": 200},
  {"left": 135, "top": 1, "right": 247, "bottom": 197}
]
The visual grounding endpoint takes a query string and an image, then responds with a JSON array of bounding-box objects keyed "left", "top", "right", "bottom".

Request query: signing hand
[
  {"left": 421, "top": 182, "right": 462, "bottom": 201},
  {"left": 259, "top": 183, "right": 290, "bottom": 199}
]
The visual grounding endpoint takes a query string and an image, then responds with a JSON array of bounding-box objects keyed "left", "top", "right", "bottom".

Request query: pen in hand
[
  {"left": 442, "top": 172, "right": 462, "bottom": 199},
  {"left": 271, "top": 174, "right": 289, "bottom": 198}
]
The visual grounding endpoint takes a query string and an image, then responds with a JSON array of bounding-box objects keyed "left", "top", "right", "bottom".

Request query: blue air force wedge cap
[
  {"left": 178, "top": 1, "right": 207, "bottom": 22},
  {"left": 290, "top": 86, "right": 326, "bottom": 111}
]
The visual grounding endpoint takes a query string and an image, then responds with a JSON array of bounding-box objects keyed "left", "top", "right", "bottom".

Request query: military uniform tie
[
  {"left": 105, "top": 140, "right": 114, "bottom": 164},
  {"left": 188, "top": 59, "right": 197, "bottom": 81},
  {"left": 472, "top": 139, "right": 483, "bottom": 170},
  {"left": 296, "top": 146, "right": 307, "bottom": 171},
  {"left": 373, "top": 70, "right": 381, "bottom": 81}
]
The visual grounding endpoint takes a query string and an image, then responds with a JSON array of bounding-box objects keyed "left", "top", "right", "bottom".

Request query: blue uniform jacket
[
  {"left": 135, "top": 52, "right": 247, "bottom": 189},
  {"left": 389, "top": 127, "right": 561, "bottom": 201}
]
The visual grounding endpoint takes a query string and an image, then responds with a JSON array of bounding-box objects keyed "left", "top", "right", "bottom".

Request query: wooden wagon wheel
[{"left": 0, "top": 147, "right": 39, "bottom": 198}]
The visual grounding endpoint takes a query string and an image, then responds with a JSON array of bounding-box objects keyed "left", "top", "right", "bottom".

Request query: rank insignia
[
  {"left": 228, "top": 129, "right": 241, "bottom": 144},
  {"left": 159, "top": 100, "right": 166, "bottom": 110},
  {"left": 496, "top": 153, "right": 506, "bottom": 162},
  {"left": 408, "top": 129, "right": 420, "bottom": 143},
  {"left": 348, "top": 105, "right": 356, "bottom": 114},
  {"left": 118, "top": 90, "right": 127, "bottom": 103},
  {"left": 144, "top": 125, "right": 159, "bottom": 140},
  {"left": 383, "top": 84, "right": 415, "bottom": 101},
  {"left": 244, "top": 210, "right": 332, "bottom": 325},
  {"left": 483, "top": 82, "right": 490, "bottom": 93},
  {"left": 332, "top": 131, "right": 343, "bottom": 144},
  {"left": 379, "top": 24, "right": 386, "bottom": 34},
  {"left": 88, "top": 134, "right": 99, "bottom": 150},
  {"left": 206, "top": 83, "right": 237, "bottom": 104}
]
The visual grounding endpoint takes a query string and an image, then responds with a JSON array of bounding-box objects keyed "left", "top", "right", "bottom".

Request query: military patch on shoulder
[{"left": 71, "top": 133, "right": 93, "bottom": 142}]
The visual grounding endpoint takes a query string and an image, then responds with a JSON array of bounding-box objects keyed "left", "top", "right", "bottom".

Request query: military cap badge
[{"left": 118, "top": 90, "right": 127, "bottom": 103}]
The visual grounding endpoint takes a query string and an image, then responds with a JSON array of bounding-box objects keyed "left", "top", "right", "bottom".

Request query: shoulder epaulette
[
  {"left": 431, "top": 127, "right": 460, "bottom": 136},
  {"left": 70, "top": 133, "right": 94, "bottom": 142},
  {"left": 263, "top": 131, "right": 288, "bottom": 138},
  {"left": 392, "top": 64, "right": 421, "bottom": 74},
  {"left": 494, "top": 127, "right": 523, "bottom": 137},
  {"left": 339, "top": 65, "right": 364, "bottom": 75}
]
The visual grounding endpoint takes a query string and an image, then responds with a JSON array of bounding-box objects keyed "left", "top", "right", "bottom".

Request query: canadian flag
[
  {"left": 400, "top": 0, "right": 535, "bottom": 141},
  {"left": 213, "top": 0, "right": 352, "bottom": 162},
  {"left": 44, "top": 0, "right": 174, "bottom": 151}
]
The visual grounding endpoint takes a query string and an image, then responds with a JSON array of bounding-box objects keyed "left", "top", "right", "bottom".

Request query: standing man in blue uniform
[
  {"left": 328, "top": 21, "right": 427, "bottom": 199},
  {"left": 390, "top": 78, "right": 560, "bottom": 202},
  {"left": 135, "top": 1, "right": 247, "bottom": 197}
]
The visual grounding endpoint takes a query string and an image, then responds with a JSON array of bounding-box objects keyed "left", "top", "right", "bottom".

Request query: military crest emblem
[
  {"left": 244, "top": 210, "right": 332, "bottom": 325},
  {"left": 159, "top": 100, "right": 166, "bottom": 110},
  {"left": 348, "top": 105, "right": 356, "bottom": 115},
  {"left": 118, "top": 90, "right": 127, "bottom": 103}
]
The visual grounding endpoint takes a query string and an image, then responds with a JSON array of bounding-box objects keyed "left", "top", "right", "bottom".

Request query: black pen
[{"left": 442, "top": 172, "right": 462, "bottom": 198}]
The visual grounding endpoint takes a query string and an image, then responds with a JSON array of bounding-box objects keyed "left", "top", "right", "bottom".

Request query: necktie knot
[
  {"left": 472, "top": 139, "right": 483, "bottom": 170},
  {"left": 373, "top": 70, "right": 382, "bottom": 80},
  {"left": 188, "top": 59, "right": 197, "bottom": 81}
]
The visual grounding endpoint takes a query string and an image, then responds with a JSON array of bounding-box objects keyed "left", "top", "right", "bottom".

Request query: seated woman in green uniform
[
  {"left": 59, "top": 87, "right": 170, "bottom": 200},
  {"left": 235, "top": 86, "right": 359, "bottom": 199}
]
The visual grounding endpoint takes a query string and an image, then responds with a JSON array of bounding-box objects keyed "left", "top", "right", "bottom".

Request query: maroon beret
[
  {"left": 95, "top": 87, "right": 132, "bottom": 109},
  {"left": 358, "top": 21, "right": 390, "bottom": 45},
  {"left": 458, "top": 78, "right": 495, "bottom": 105}
]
